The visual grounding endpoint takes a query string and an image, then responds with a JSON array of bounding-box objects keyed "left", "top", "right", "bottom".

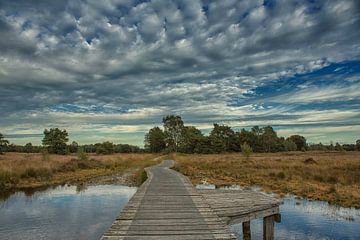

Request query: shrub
[
  {"left": 241, "top": 143, "right": 252, "bottom": 159},
  {"left": 77, "top": 147, "right": 88, "bottom": 161}
]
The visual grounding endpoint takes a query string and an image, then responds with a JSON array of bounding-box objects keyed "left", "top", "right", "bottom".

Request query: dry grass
[
  {"left": 0, "top": 152, "right": 162, "bottom": 198},
  {"left": 172, "top": 151, "right": 360, "bottom": 209}
]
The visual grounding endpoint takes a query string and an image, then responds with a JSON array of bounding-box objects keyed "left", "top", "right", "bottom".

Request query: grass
[
  {"left": 171, "top": 151, "right": 360, "bottom": 209},
  {"left": 0, "top": 152, "right": 162, "bottom": 200}
]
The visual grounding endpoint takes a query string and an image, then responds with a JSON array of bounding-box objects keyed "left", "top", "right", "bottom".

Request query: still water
[
  {"left": 0, "top": 185, "right": 136, "bottom": 240},
  {"left": 198, "top": 184, "right": 360, "bottom": 240},
  {"left": 1, "top": 184, "right": 359, "bottom": 240}
]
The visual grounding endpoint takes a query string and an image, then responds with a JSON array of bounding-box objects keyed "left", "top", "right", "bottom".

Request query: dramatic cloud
[{"left": 0, "top": 0, "right": 359, "bottom": 145}]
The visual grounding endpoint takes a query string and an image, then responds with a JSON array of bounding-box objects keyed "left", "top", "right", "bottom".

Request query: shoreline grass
[
  {"left": 171, "top": 151, "right": 360, "bottom": 209},
  {"left": 0, "top": 152, "right": 162, "bottom": 200}
]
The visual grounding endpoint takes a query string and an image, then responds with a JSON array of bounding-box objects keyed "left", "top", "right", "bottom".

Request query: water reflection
[
  {"left": 197, "top": 184, "right": 360, "bottom": 240},
  {"left": 0, "top": 185, "right": 137, "bottom": 240}
]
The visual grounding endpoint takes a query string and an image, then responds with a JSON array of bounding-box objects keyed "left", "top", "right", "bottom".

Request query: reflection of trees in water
[
  {"left": 76, "top": 183, "right": 88, "bottom": 193},
  {"left": 286, "top": 197, "right": 359, "bottom": 222}
]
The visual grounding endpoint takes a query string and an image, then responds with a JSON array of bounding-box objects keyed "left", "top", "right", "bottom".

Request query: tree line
[
  {"left": 0, "top": 130, "right": 142, "bottom": 155},
  {"left": 1, "top": 116, "right": 359, "bottom": 155},
  {"left": 144, "top": 115, "right": 360, "bottom": 153}
]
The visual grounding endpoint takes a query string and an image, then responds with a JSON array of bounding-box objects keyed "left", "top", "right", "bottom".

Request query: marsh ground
[
  {"left": 0, "top": 152, "right": 161, "bottom": 199},
  {"left": 1, "top": 151, "right": 359, "bottom": 209},
  {"left": 171, "top": 151, "right": 360, "bottom": 208}
]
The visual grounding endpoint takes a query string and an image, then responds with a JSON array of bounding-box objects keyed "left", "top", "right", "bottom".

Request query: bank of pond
[{"left": 0, "top": 184, "right": 359, "bottom": 240}]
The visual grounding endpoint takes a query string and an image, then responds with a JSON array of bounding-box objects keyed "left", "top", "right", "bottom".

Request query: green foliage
[
  {"left": 283, "top": 139, "right": 297, "bottom": 151},
  {"left": 287, "top": 135, "right": 307, "bottom": 151},
  {"left": 179, "top": 126, "right": 204, "bottom": 153},
  {"left": 209, "top": 124, "right": 237, "bottom": 153},
  {"left": 95, "top": 141, "right": 115, "bottom": 155},
  {"left": 77, "top": 147, "right": 88, "bottom": 161},
  {"left": 357, "top": 139, "right": 360, "bottom": 151},
  {"left": 0, "top": 133, "right": 9, "bottom": 154},
  {"left": 69, "top": 141, "right": 79, "bottom": 153},
  {"left": 241, "top": 142, "right": 252, "bottom": 159},
  {"left": 24, "top": 143, "right": 33, "bottom": 153},
  {"left": 145, "top": 127, "right": 166, "bottom": 152},
  {"left": 163, "top": 115, "right": 184, "bottom": 152},
  {"left": 42, "top": 128, "right": 69, "bottom": 154}
]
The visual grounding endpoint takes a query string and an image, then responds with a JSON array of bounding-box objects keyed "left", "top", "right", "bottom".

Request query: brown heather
[
  {"left": 171, "top": 151, "right": 360, "bottom": 209},
  {"left": 0, "top": 152, "right": 162, "bottom": 198}
]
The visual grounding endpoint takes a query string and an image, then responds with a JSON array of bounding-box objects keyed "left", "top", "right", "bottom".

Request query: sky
[{"left": 0, "top": 0, "right": 359, "bottom": 146}]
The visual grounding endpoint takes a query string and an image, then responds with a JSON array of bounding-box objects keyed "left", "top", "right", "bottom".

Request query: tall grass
[
  {"left": 172, "top": 151, "right": 360, "bottom": 208},
  {"left": 0, "top": 152, "right": 161, "bottom": 193}
]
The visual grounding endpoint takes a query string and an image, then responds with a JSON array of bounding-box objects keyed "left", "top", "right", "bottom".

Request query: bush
[
  {"left": 241, "top": 143, "right": 252, "bottom": 159},
  {"left": 77, "top": 147, "right": 88, "bottom": 161}
]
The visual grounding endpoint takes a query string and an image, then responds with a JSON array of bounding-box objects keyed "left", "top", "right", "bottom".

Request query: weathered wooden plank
[
  {"left": 263, "top": 215, "right": 275, "bottom": 240},
  {"left": 101, "top": 160, "right": 236, "bottom": 239},
  {"left": 101, "top": 159, "right": 281, "bottom": 240},
  {"left": 242, "top": 221, "right": 251, "bottom": 240}
]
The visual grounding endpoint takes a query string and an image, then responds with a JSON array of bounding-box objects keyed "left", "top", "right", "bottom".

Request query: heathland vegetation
[
  {"left": 172, "top": 152, "right": 360, "bottom": 209},
  {"left": 0, "top": 115, "right": 359, "bottom": 208}
]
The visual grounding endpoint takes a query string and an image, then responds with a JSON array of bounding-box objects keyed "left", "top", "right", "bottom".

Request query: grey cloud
[{"left": 0, "top": 0, "right": 359, "bottom": 144}]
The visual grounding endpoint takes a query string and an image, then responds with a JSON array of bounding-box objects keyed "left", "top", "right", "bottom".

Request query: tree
[
  {"left": 42, "top": 128, "right": 69, "bottom": 154},
  {"left": 209, "top": 124, "right": 236, "bottom": 153},
  {"left": 179, "top": 126, "right": 204, "bottom": 153},
  {"left": 241, "top": 142, "right": 252, "bottom": 159},
  {"left": 356, "top": 139, "right": 360, "bottom": 151},
  {"left": 145, "top": 127, "right": 166, "bottom": 153},
  {"left": 283, "top": 139, "right": 297, "bottom": 151},
  {"left": 95, "top": 141, "right": 115, "bottom": 155},
  {"left": 69, "top": 141, "right": 79, "bottom": 153},
  {"left": 163, "top": 115, "right": 184, "bottom": 152},
  {"left": 24, "top": 142, "right": 33, "bottom": 153},
  {"left": 0, "top": 133, "right": 9, "bottom": 154},
  {"left": 260, "top": 126, "right": 281, "bottom": 152},
  {"left": 288, "top": 135, "right": 307, "bottom": 151}
]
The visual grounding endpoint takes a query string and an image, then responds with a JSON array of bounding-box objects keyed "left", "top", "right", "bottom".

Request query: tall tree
[
  {"left": 145, "top": 127, "right": 166, "bottom": 153},
  {"left": 163, "top": 115, "right": 184, "bottom": 152},
  {"left": 42, "top": 128, "right": 69, "bottom": 154},
  {"left": 179, "top": 126, "right": 204, "bottom": 153},
  {"left": 0, "top": 133, "right": 9, "bottom": 154},
  {"left": 209, "top": 124, "right": 236, "bottom": 153},
  {"left": 260, "top": 126, "right": 280, "bottom": 152},
  {"left": 288, "top": 135, "right": 307, "bottom": 151},
  {"left": 356, "top": 139, "right": 360, "bottom": 151}
]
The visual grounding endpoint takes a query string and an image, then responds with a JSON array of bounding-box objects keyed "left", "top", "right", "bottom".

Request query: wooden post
[
  {"left": 263, "top": 215, "right": 275, "bottom": 240},
  {"left": 242, "top": 221, "right": 251, "bottom": 240}
]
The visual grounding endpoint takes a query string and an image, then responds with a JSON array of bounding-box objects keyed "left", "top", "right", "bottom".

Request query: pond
[
  {"left": 197, "top": 184, "right": 360, "bottom": 240},
  {"left": 0, "top": 185, "right": 137, "bottom": 240},
  {"left": 1, "top": 183, "right": 359, "bottom": 240}
]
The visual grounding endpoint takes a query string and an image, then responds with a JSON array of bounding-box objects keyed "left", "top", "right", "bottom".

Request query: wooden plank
[
  {"left": 263, "top": 215, "right": 275, "bottom": 240},
  {"left": 101, "top": 159, "right": 281, "bottom": 239},
  {"left": 242, "top": 221, "right": 251, "bottom": 240},
  {"left": 101, "top": 160, "right": 236, "bottom": 239}
]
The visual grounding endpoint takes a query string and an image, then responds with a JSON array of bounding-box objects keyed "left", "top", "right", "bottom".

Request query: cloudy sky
[{"left": 0, "top": 0, "right": 359, "bottom": 146}]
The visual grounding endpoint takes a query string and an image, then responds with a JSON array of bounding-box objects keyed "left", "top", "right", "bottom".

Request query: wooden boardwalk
[
  {"left": 102, "top": 160, "right": 281, "bottom": 240},
  {"left": 102, "top": 160, "right": 236, "bottom": 239}
]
